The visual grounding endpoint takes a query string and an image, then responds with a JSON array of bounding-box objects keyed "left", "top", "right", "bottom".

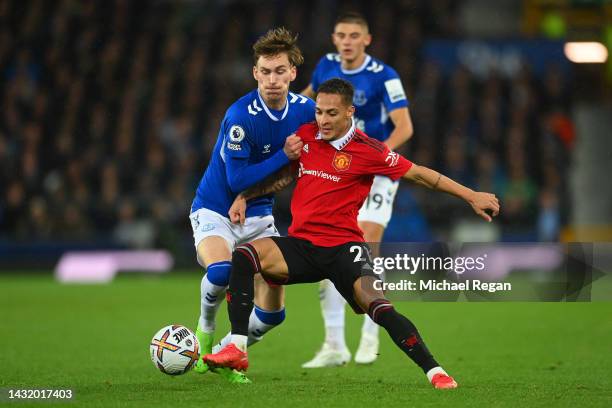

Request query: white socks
[
  {"left": 320, "top": 280, "right": 348, "bottom": 350},
  {"left": 321, "top": 279, "right": 380, "bottom": 348},
  {"left": 198, "top": 274, "right": 225, "bottom": 333},
  {"left": 230, "top": 335, "right": 248, "bottom": 352},
  {"left": 361, "top": 314, "right": 379, "bottom": 338}
]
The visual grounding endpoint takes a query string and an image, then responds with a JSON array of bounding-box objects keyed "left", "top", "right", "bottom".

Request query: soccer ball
[{"left": 150, "top": 324, "right": 200, "bottom": 375}]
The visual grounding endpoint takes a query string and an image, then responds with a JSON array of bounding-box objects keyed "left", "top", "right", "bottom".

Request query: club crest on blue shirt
[{"left": 353, "top": 89, "right": 367, "bottom": 107}]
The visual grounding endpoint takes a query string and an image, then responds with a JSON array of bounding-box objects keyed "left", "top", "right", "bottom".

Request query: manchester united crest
[{"left": 332, "top": 151, "right": 352, "bottom": 172}]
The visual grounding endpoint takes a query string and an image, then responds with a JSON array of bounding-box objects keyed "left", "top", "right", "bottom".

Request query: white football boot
[
  {"left": 354, "top": 332, "right": 379, "bottom": 364},
  {"left": 301, "top": 343, "right": 351, "bottom": 368}
]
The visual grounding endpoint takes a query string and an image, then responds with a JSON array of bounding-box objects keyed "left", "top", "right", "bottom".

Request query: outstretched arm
[
  {"left": 229, "top": 165, "right": 296, "bottom": 224},
  {"left": 403, "top": 164, "right": 500, "bottom": 222}
]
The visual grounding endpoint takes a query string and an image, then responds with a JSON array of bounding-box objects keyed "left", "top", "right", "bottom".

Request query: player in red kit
[
  {"left": 203, "top": 79, "right": 500, "bottom": 389},
  {"left": 288, "top": 122, "right": 409, "bottom": 246}
]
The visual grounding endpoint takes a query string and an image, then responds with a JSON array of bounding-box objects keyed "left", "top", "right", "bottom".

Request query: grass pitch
[{"left": 1, "top": 272, "right": 611, "bottom": 407}]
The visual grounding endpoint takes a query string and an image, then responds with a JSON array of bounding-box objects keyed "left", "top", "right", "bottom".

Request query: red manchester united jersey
[{"left": 289, "top": 119, "right": 413, "bottom": 246}]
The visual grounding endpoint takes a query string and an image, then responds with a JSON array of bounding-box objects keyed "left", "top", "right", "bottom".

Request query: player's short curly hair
[
  {"left": 252, "top": 27, "right": 304, "bottom": 67},
  {"left": 317, "top": 78, "right": 354, "bottom": 106}
]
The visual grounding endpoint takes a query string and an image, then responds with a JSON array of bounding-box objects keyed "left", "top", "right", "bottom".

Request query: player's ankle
[
  {"left": 360, "top": 330, "right": 378, "bottom": 340},
  {"left": 426, "top": 366, "right": 448, "bottom": 383},
  {"left": 230, "top": 334, "right": 248, "bottom": 352},
  {"left": 325, "top": 343, "right": 348, "bottom": 352},
  {"left": 324, "top": 326, "right": 347, "bottom": 350},
  {"left": 198, "top": 325, "right": 215, "bottom": 334}
]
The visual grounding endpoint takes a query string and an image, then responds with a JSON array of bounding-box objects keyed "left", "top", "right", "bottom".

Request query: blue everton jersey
[
  {"left": 310, "top": 53, "right": 409, "bottom": 142},
  {"left": 192, "top": 89, "right": 315, "bottom": 218}
]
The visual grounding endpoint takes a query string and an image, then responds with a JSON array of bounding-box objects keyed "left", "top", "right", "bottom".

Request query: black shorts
[{"left": 268, "top": 236, "right": 379, "bottom": 314}]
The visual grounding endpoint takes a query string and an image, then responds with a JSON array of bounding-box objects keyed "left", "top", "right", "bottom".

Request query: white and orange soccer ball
[{"left": 150, "top": 325, "right": 200, "bottom": 375}]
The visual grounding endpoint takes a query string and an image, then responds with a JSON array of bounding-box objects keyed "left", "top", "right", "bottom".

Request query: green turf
[{"left": 1, "top": 273, "right": 611, "bottom": 407}]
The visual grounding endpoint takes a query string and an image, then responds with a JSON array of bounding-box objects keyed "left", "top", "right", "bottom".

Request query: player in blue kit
[
  {"left": 301, "top": 12, "right": 415, "bottom": 367},
  {"left": 189, "top": 28, "right": 314, "bottom": 382}
]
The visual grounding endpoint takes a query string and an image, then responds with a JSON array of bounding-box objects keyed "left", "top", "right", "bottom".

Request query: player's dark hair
[
  {"left": 335, "top": 11, "right": 369, "bottom": 32},
  {"left": 317, "top": 78, "right": 354, "bottom": 106},
  {"left": 252, "top": 27, "right": 304, "bottom": 67}
]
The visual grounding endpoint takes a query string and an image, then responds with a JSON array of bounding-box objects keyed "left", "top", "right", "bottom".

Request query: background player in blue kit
[
  {"left": 301, "top": 12, "right": 415, "bottom": 367},
  {"left": 190, "top": 27, "right": 314, "bottom": 382}
]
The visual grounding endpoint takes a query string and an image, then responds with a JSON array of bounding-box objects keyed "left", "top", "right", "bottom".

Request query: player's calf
[
  {"left": 367, "top": 298, "right": 437, "bottom": 370},
  {"left": 195, "top": 261, "right": 232, "bottom": 374},
  {"left": 226, "top": 243, "right": 261, "bottom": 350},
  {"left": 203, "top": 245, "right": 257, "bottom": 372},
  {"left": 366, "top": 298, "right": 457, "bottom": 389},
  {"left": 249, "top": 272, "right": 285, "bottom": 344},
  {"left": 249, "top": 305, "right": 286, "bottom": 342},
  {"left": 198, "top": 262, "right": 231, "bottom": 334}
]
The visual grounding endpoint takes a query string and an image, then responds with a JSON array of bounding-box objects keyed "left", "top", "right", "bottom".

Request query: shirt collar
[
  {"left": 340, "top": 54, "right": 371, "bottom": 75},
  {"left": 256, "top": 90, "right": 289, "bottom": 121},
  {"left": 316, "top": 117, "right": 356, "bottom": 150}
]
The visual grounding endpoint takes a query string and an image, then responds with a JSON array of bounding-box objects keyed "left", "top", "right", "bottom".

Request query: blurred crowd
[{"left": 0, "top": 0, "right": 573, "bottom": 247}]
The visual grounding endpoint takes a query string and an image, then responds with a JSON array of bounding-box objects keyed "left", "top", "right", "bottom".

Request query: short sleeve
[
  {"left": 367, "top": 145, "right": 413, "bottom": 181},
  {"left": 381, "top": 66, "right": 409, "bottom": 112},
  {"left": 222, "top": 111, "right": 252, "bottom": 159}
]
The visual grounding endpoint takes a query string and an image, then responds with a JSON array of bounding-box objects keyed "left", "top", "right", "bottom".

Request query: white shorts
[
  {"left": 189, "top": 207, "right": 280, "bottom": 266},
  {"left": 357, "top": 175, "right": 399, "bottom": 228}
]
